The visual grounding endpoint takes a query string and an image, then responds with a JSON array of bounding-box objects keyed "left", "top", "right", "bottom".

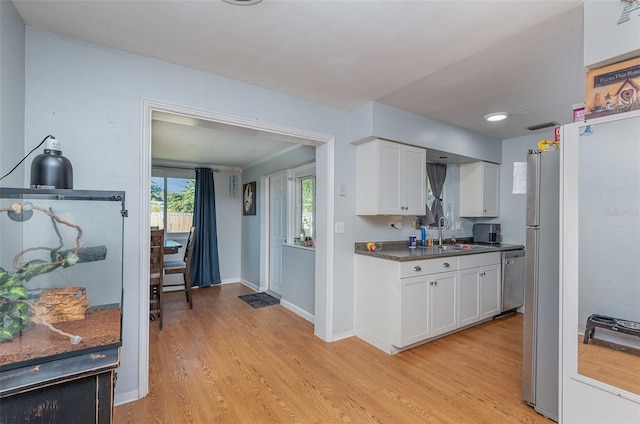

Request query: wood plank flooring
[
  {"left": 114, "top": 283, "right": 549, "bottom": 423},
  {"left": 578, "top": 336, "right": 640, "bottom": 396}
]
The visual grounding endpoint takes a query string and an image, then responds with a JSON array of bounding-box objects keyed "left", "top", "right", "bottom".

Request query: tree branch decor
[{"left": 0, "top": 202, "right": 84, "bottom": 344}]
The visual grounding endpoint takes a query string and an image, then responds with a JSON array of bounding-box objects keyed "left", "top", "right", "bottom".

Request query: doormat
[{"left": 238, "top": 292, "right": 280, "bottom": 308}]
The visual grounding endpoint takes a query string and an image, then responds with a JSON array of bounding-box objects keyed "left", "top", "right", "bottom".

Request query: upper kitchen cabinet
[
  {"left": 459, "top": 161, "right": 499, "bottom": 217},
  {"left": 356, "top": 139, "right": 426, "bottom": 215}
]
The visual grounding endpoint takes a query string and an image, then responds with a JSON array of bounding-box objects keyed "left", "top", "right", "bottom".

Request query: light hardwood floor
[
  {"left": 578, "top": 336, "right": 640, "bottom": 396},
  {"left": 114, "top": 283, "right": 549, "bottom": 423}
]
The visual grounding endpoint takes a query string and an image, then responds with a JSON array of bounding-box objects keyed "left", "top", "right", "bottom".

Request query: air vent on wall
[{"left": 527, "top": 121, "right": 559, "bottom": 131}]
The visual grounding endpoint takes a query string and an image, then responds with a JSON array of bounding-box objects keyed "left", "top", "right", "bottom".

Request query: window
[
  {"left": 299, "top": 176, "right": 315, "bottom": 239},
  {"left": 151, "top": 169, "right": 195, "bottom": 233},
  {"left": 291, "top": 163, "right": 315, "bottom": 245},
  {"left": 426, "top": 179, "right": 436, "bottom": 210},
  {"left": 425, "top": 177, "right": 448, "bottom": 227}
]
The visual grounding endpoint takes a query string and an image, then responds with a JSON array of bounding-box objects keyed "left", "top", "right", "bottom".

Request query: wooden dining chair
[
  {"left": 150, "top": 229, "right": 164, "bottom": 330},
  {"left": 163, "top": 226, "right": 195, "bottom": 309}
]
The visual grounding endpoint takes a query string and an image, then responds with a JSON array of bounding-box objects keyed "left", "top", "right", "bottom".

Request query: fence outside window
[{"left": 150, "top": 212, "right": 193, "bottom": 233}]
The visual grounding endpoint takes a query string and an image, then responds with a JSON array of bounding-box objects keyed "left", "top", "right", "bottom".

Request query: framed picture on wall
[{"left": 243, "top": 181, "right": 256, "bottom": 216}]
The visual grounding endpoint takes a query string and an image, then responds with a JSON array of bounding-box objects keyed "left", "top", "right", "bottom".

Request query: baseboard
[
  {"left": 221, "top": 277, "right": 240, "bottom": 285},
  {"left": 114, "top": 388, "right": 140, "bottom": 406},
  {"left": 240, "top": 279, "right": 260, "bottom": 292},
  {"left": 280, "top": 299, "right": 314, "bottom": 323},
  {"left": 332, "top": 329, "right": 355, "bottom": 342}
]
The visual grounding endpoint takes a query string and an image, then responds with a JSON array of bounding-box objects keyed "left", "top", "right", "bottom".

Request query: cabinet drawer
[
  {"left": 401, "top": 257, "right": 459, "bottom": 278},
  {"left": 458, "top": 252, "right": 500, "bottom": 269}
]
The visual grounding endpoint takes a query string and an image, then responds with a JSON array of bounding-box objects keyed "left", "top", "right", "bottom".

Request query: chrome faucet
[{"left": 438, "top": 216, "right": 448, "bottom": 246}]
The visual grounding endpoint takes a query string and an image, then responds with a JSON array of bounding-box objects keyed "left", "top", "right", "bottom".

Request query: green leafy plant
[
  {"left": 0, "top": 252, "right": 79, "bottom": 341},
  {"left": 0, "top": 202, "right": 83, "bottom": 343}
]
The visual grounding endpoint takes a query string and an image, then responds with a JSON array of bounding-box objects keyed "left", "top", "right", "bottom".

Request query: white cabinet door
[
  {"left": 429, "top": 271, "right": 458, "bottom": 337},
  {"left": 459, "top": 161, "right": 500, "bottom": 217},
  {"left": 402, "top": 146, "right": 428, "bottom": 215},
  {"left": 458, "top": 267, "right": 481, "bottom": 327},
  {"left": 378, "top": 141, "right": 403, "bottom": 214},
  {"left": 400, "top": 276, "right": 431, "bottom": 347},
  {"left": 400, "top": 270, "right": 457, "bottom": 346},
  {"left": 356, "top": 139, "right": 426, "bottom": 215},
  {"left": 481, "top": 163, "right": 500, "bottom": 217},
  {"left": 480, "top": 264, "right": 501, "bottom": 319}
]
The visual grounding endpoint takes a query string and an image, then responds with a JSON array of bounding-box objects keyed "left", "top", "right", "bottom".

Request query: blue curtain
[{"left": 191, "top": 167, "right": 221, "bottom": 287}]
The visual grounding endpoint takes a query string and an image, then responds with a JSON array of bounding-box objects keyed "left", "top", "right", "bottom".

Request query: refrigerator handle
[{"left": 526, "top": 152, "right": 540, "bottom": 226}]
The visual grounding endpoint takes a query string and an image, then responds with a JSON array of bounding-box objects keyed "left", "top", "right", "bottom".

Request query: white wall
[
  {"left": 371, "top": 102, "right": 502, "bottom": 163},
  {"left": 282, "top": 245, "right": 315, "bottom": 316},
  {"left": 23, "top": 28, "right": 346, "bottom": 402},
  {"left": 0, "top": 0, "right": 25, "bottom": 188},
  {"left": 240, "top": 145, "right": 316, "bottom": 287},
  {"left": 499, "top": 130, "right": 554, "bottom": 245},
  {"left": 214, "top": 169, "right": 242, "bottom": 283},
  {"left": 584, "top": 0, "right": 640, "bottom": 68},
  {"left": 348, "top": 102, "right": 501, "bottom": 163}
]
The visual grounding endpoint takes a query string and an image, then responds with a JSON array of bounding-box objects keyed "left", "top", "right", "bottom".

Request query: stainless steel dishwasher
[{"left": 501, "top": 249, "right": 525, "bottom": 312}]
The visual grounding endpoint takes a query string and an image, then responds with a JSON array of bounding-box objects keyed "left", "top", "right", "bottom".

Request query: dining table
[{"left": 164, "top": 239, "right": 182, "bottom": 255}]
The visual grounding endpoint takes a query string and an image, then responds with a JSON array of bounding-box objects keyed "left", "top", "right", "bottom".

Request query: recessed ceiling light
[
  {"left": 222, "top": 0, "right": 263, "bottom": 5},
  {"left": 484, "top": 112, "right": 509, "bottom": 122}
]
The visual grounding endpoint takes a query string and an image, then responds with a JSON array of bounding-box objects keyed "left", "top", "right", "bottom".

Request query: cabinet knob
[
  {"left": 434, "top": 281, "right": 438, "bottom": 285},
  {"left": 480, "top": 272, "right": 486, "bottom": 277},
  {"left": 430, "top": 281, "right": 434, "bottom": 286},
  {"left": 413, "top": 266, "right": 422, "bottom": 271},
  {"left": 442, "top": 262, "right": 450, "bottom": 268}
]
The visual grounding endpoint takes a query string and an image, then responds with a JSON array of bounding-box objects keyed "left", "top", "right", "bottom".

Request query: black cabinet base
[{"left": 0, "top": 370, "right": 114, "bottom": 424}]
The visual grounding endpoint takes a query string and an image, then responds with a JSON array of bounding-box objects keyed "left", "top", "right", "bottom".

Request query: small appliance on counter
[{"left": 472, "top": 223, "right": 501, "bottom": 244}]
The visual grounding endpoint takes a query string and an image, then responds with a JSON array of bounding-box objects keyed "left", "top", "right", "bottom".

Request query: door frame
[{"left": 140, "top": 98, "right": 335, "bottom": 399}]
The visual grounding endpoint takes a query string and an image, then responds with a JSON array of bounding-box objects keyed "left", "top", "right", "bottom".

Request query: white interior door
[{"left": 269, "top": 172, "right": 287, "bottom": 295}]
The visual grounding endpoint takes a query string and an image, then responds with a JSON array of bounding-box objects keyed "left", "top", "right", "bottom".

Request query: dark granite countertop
[{"left": 355, "top": 240, "right": 524, "bottom": 262}]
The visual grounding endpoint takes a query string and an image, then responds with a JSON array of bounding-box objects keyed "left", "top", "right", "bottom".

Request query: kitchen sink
[
  {"left": 435, "top": 244, "right": 495, "bottom": 251},
  {"left": 412, "top": 244, "right": 497, "bottom": 256}
]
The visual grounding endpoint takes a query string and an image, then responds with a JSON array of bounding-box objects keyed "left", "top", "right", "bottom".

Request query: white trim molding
[{"left": 140, "top": 98, "right": 335, "bottom": 400}]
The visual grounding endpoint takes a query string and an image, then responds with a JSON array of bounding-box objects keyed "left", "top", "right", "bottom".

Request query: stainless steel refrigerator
[{"left": 522, "top": 148, "right": 560, "bottom": 421}]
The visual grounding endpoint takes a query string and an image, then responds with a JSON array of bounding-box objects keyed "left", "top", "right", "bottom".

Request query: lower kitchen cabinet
[
  {"left": 428, "top": 271, "right": 458, "bottom": 337},
  {"left": 458, "top": 253, "right": 502, "bottom": 328},
  {"left": 400, "top": 271, "right": 457, "bottom": 347},
  {"left": 355, "top": 252, "right": 501, "bottom": 354},
  {"left": 458, "top": 267, "right": 481, "bottom": 327},
  {"left": 400, "top": 276, "right": 431, "bottom": 346},
  {"left": 479, "top": 264, "right": 501, "bottom": 319}
]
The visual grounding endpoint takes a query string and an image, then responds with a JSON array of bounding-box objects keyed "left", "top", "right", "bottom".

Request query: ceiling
[{"left": 14, "top": 0, "right": 586, "bottom": 168}]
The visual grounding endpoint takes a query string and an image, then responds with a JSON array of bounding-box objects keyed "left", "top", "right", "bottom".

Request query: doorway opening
[{"left": 140, "top": 98, "right": 334, "bottom": 399}]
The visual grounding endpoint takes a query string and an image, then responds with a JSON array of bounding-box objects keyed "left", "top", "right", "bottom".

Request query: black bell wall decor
[{"left": 30, "top": 136, "right": 73, "bottom": 189}]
